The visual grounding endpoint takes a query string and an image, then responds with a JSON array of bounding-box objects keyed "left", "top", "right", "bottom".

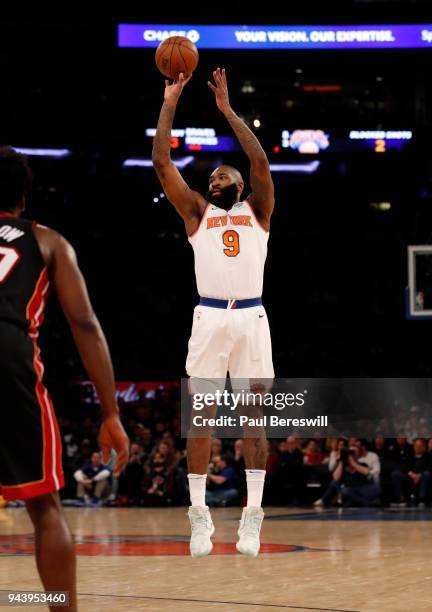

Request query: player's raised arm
[
  {"left": 152, "top": 74, "right": 207, "bottom": 234},
  {"left": 208, "top": 68, "right": 274, "bottom": 230}
]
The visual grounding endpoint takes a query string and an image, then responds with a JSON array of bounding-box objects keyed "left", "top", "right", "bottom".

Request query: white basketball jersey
[{"left": 188, "top": 200, "right": 269, "bottom": 300}]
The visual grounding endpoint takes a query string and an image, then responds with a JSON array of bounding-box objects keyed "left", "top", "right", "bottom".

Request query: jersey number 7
[{"left": 0, "top": 246, "right": 20, "bottom": 283}]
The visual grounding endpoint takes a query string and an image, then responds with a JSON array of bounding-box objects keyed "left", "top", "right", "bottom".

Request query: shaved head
[{"left": 211, "top": 165, "right": 244, "bottom": 186}]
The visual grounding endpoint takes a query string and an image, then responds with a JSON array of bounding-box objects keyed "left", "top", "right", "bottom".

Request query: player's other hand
[
  {"left": 164, "top": 72, "right": 193, "bottom": 103},
  {"left": 98, "top": 414, "right": 130, "bottom": 476},
  {"left": 208, "top": 67, "right": 231, "bottom": 114}
]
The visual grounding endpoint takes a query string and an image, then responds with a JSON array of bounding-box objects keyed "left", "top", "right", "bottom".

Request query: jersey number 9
[{"left": 222, "top": 230, "right": 240, "bottom": 257}]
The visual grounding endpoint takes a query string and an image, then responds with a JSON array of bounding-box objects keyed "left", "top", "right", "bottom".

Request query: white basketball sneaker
[
  {"left": 188, "top": 506, "right": 215, "bottom": 557},
  {"left": 236, "top": 506, "right": 264, "bottom": 557}
]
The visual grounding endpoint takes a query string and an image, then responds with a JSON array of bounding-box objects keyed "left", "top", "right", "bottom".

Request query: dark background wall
[{"left": 1, "top": 3, "right": 432, "bottom": 382}]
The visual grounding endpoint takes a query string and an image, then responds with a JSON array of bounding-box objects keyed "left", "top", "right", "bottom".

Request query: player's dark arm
[
  {"left": 34, "top": 227, "right": 118, "bottom": 417},
  {"left": 208, "top": 68, "right": 275, "bottom": 225},
  {"left": 152, "top": 73, "right": 206, "bottom": 230},
  {"left": 34, "top": 226, "right": 129, "bottom": 474}
]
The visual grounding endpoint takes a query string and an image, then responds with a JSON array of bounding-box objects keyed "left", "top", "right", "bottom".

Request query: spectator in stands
[
  {"left": 327, "top": 438, "right": 348, "bottom": 472},
  {"left": 74, "top": 438, "right": 92, "bottom": 468},
  {"left": 79, "top": 416, "right": 98, "bottom": 448},
  {"left": 211, "top": 438, "right": 223, "bottom": 460},
  {"left": 303, "top": 439, "right": 327, "bottom": 465},
  {"left": 134, "top": 424, "right": 153, "bottom": 454},
  {"left": 312, "top": 438, "right": 349, "bottom": 506},
  {"left": 60, "top": 419, "right": 80, "bottom": 498},
  {"left": 266, "top": 440, "right": 280, "bottom": 476},
  {"left": 232, "top": 439, "right": 245, "bottom": 468},
  {"left": 391, "top": 438, "right": 431, "bottom": 507},
  {"left": 74, "top": 452, "right": 111, "bottom": 505},
  {"left": 264, "top": 440, "right": 281, "bottom": 505},
  {"left": 61, "top": 418, "right": 79, "bottom": 462},
  {"left": 206, "top": 454, "right": 239, "bottom": 507},
  {"left": 303, "top": 438, "right": 330, "bottom": 497},
  {"left": 119, "top": 443, "right": 145, "bottom": 505},
  {"left": 162, "top": 431, "right": 176, "bottom": 452},
  {"left": 371, "top": 435, "right": 394, "bottom": 505},
  {"left": 389, "top": 436, "right": 414, "bottom": 467},
  {"left": 154, "top": 421, "right": 168, "bottom": 437},
  {"left": 156, "top": 441, "right": 176, "bottom": 469},
  {"left": 322, "top": 438, "right": 337, "bottom": 465},
  {"left": 136, "top": 404, "right": 151, "bottom": 426},
  {"left": 341, "top": 439, "right": 381, "bottom": 506},
  {"left": 315, "top": 439, "right": 380, "bottom": 507},
  {"left": 142, "top": 452, "right": 174, "bottom": 506},
  {"left": 372, "top": 435, "right": 390, "bottom": 460},
  {"left": 276, "top": 436, "right": 305, "bottom": 505},
  {"left": 171, "top": 416, "right": 182, "bottom": 441},
  {"left": 231, "top": 439, "right": 247, "bottom": 500}
]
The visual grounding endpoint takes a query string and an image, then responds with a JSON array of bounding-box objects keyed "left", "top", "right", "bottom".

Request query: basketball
[{"left": 155, "top": 36, "right": 199, "bottom": 80}]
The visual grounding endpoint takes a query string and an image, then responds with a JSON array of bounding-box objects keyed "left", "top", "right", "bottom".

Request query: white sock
[
  {"left": 188, "top": 473, "right": 207, "bottom": 507},
  {"left": 245, "top": 469, "right": 266, "bottom": 508}
]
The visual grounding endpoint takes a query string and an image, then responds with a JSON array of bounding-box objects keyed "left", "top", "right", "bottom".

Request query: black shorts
[{"left": 0, "top": 321, "right": 64, "bottom": 501}]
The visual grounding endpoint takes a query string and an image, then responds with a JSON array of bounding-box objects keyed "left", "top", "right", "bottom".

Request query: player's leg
[
  {"left": 187, "top": 396, "right": 216, "bottom": 506},
  {"left": 0, "top": 324, "right": 71, "bottom": 601},
  {"left": 186, "top": 409, "right": 217, "bottom": 556},
  {"left": 239, "top": 399, "right": 267, "bottom": 507},
  {"left": 186, "top": 398, "right": 219, "bottom": 556},
  {"left": 243, "top": 435, "right": 267, "bottom": 501},
  {"left": 228, "top": 305, "right": 274, "bottom": 556},
  {"left": 237, "top": 419, "right": 267, "bottom": 557},
  {"left": 185, "top": 305, "right": 230, "bottom": 557},
  {"left": 187, "top": 418, "right": 215, "bottom": 475},
  {"left": 25, "top": 492, "right": 77, "bottom": 612}
]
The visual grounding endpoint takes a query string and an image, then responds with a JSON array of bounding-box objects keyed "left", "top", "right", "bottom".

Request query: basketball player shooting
[
  {"left": 0, "top": 147, "right": 130, "bottom": 611},
  {"left": 152, "top": 68, "right": 275, "bottom": 557}
]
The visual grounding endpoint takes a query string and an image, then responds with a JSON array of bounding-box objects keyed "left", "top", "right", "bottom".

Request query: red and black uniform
[{"left": 0, "top": 213, "right": 63, "bottom": 500}]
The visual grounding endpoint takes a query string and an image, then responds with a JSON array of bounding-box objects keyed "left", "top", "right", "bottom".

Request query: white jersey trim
[
  {"left": 188, "top": 203, "right": 210, "bottom": 242},
  {"left": 188, "top": 199, "right": 270, "bottom": 241},
  {"left": 244, "top": 199, "right": 270, "bottom": 234}
]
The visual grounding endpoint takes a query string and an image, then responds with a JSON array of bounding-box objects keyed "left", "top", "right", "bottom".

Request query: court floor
[{"left": 1, "top": 506, "right": 431, "bottom": 611}]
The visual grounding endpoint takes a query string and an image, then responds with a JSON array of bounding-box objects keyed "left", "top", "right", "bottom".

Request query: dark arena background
[{"left": 1, "top": 3, "right": 432, "bottom": 611}]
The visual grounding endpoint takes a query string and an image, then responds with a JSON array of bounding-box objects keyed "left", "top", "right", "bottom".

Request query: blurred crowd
[{"left": 41, "top": 384, "right": 432, "bottom": 509}]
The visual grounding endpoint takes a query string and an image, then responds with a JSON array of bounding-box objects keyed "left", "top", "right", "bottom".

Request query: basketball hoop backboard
[{"left": 406, "top": 245, "right": 432, "bottom": 319}]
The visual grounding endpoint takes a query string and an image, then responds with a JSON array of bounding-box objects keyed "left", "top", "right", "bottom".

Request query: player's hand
[
  {"left": 98, "top": 414, "right": 130, "bottom": 477},
  {"left": 208, "top": 67, "right": 231, "bottom": 114},
  {"left": 164, "top": 72, "right": 193, "bottom": 103}
]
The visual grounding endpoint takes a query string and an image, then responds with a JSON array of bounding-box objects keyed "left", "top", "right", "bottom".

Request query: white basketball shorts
[{"left": 186, "top": 303, "right": 274, "bottom": 380}]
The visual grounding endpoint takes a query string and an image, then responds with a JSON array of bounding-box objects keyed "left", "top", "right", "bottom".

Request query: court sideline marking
[{"left": 77, "top": 592, "right": 360, "bottom": 611}]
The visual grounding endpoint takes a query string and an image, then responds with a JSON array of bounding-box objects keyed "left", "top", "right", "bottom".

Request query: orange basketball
[{"left": 155, "top": 36, "right": 199, "bottom": 80}]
